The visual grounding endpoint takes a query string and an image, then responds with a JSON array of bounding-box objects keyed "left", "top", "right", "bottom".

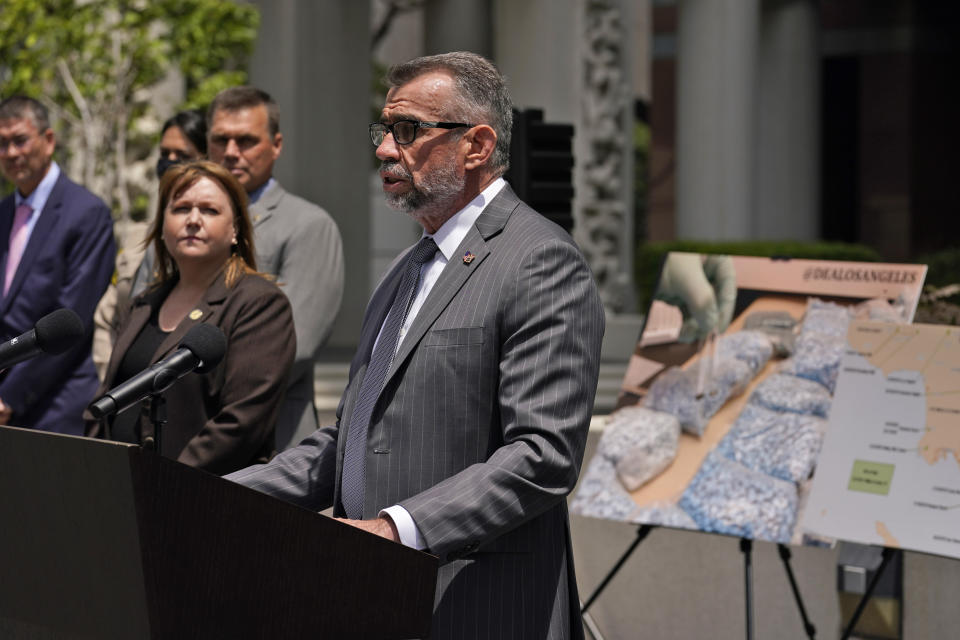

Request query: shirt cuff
[{"left": 380, "top": 505, "right": 426, "bottom": 551}]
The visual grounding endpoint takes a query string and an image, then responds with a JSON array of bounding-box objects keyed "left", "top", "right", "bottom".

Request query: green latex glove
[{"left": 655, "top": 253, "right": 737, "bottom": 342}]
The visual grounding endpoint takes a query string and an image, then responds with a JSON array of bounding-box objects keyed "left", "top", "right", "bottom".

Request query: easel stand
[
  {"left": 778, "top": 544, "right": 818, "bottom": 638},
  {"left": 580, "top": 524, "right": 654, "bottom": 615},
  {"left": 839, "top": 547, "right": 899, "bottom": 640},
  {"left": 580, "top": 526, "right": 817, "bottom": 640},
  {"left": 579, "top": 525, "right": 654, "bottom": 640},
  {"left": 741, "top": 538, "right": 754, "bottom": 640},
  {"left": 739, "top": 540, "right": 819, "bottom": 640}
]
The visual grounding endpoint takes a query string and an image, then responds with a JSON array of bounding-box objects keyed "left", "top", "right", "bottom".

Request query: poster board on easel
[{"left": 571, "top": 253, "right": 929, "bottom": 547}]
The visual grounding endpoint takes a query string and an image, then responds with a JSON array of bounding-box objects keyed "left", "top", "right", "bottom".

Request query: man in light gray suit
[
  {"left": 228, "top": 52, "right": 603, "bottom": 639},
  {"left": 206, "top": 87, "right": 345, "bottom": 451}
]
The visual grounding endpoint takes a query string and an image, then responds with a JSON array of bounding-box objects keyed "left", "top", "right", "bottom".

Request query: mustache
[{"left": 380, "top": 160, "right": 412, "bottom": 181}]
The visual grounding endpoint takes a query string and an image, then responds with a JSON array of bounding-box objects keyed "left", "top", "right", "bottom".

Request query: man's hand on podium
[{"left": 336, "top": 516, "right": 400, "bottom": 542}]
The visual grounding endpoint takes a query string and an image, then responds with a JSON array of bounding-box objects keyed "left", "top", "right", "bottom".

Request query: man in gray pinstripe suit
[{"left": 227, "top": 52, "right": 604, "bottom": 639}]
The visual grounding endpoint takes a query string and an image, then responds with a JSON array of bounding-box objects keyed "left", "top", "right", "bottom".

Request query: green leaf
[{"left": 1, "top": 0, "right": 259, "bottom": 221}]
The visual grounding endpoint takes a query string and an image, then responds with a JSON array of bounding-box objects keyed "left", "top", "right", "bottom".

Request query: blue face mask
[{"left": 156, "top": 156, "right": 181, "bottom": 179}]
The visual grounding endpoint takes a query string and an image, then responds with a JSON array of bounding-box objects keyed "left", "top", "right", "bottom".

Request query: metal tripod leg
[
  {"left": 840, "top": 547, "right": 898, "bottom": 640},
  {"left": 777, "top": 544, "right": 817, "bottom": 639},
  {"left": 580, "top": 524, "right": 654, "bottom": 615},
  {"left": 740, "top": 538, "right": 754, "bottom": 640}
]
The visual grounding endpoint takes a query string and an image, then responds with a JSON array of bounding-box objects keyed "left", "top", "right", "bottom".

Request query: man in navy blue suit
[{"left": 0, "top": 96, "right": 115, "bottom": 434}]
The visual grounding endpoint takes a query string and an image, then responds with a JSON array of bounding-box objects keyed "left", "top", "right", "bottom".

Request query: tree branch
[
  {"left": 112, "top": 31, "right": 132, "bottom": 221},
  {"left": 56, "top": 58, "right": 99, "bottom": 188},
  {"left": 37, "top": 94, "right": 80, "bottom": 128}
]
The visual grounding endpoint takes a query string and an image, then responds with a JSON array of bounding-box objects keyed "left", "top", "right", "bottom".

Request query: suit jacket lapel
[
  {"left": 101, "top": 297, "right": 154, "bottom": 385},
  {"left": 250, "top": 180, "right": 283, "bottom": 229},
  {"left": 1, "top": 175, "right": 66, "bottom": 310},
  {"left": 0, "top": 196, "right": 14, "bottom": 312},
  {"left": 0, "top": 196, "right": 13, "bottom": 262},
  {"left": 151, "top": 272, "right": 230, "bottom": 361},
  {"left": 384, "top": 185, "right": 520, "bottom": 386}
]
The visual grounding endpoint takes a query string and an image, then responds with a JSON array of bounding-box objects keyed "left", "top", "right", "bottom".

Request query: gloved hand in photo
[{"left": 656, "top": 253, "right": 737, "bottom": 342}]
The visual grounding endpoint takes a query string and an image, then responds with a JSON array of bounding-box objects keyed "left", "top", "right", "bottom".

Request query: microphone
[
  {"left": 88, "top": 323, "right": 227, "bottom": 419},
  {"left": 0, "top": 308, "right": 84, "bottom": 371}
]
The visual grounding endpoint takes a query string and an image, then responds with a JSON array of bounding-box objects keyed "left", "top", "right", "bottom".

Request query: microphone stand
[{"left": 144, "top": 393, "right": 168, "bottom": 455}]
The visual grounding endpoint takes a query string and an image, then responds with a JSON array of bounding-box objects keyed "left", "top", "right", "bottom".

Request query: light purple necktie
[{"left": 4, "top": 203, "right": 32, "bottom": 296}]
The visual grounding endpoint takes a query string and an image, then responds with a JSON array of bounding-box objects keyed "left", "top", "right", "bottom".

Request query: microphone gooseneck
[{"left": 87, "top": 324, "right": 227, "bottom": 419}]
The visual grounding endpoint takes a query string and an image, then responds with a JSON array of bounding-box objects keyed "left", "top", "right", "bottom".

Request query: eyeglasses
[
  {"left": 0, "top": 134, "right": 33, "bottom": 155},
  {"left": 369, "top": 120, "right": 473, "bottom": 146}
]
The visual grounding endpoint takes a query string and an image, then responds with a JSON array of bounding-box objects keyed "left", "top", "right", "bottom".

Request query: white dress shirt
[{"left": 379, "top": 177, "right": 506, "bottom": 550}]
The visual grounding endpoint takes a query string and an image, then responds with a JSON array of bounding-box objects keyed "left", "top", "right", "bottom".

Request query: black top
[{"left": 110, "top": 310, "right": 170, "bottom": 444}]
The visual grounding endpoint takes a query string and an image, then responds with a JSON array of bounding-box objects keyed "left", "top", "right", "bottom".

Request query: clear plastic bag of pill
[
  {"left": 714, "top": 404, "right": 826, "bottom": 484},
  {"left": 781, "top": 330, "right": 846, "bottom": 393},
  {"left": 748, "top": 372, "right": 832, "bottom": 418},
  {"left": 801, "top": 299, "right": 851, "bottom": 338},
  {"left": 630, "top": 501, "right": 698, "bottom": 530},
  {"left": 678, "top": 450, "right": 798, "bottom": 543},
  {"left": 716, "top": 330, "right": 774, "bottom": 375},
  {"left": 598, "top": 406, "right": 680, "bottom": 491},
  {"left": 570, "top": 456, "right": 641, "bottom": 520},
  {"left": 642, "top": 358, "right": 752, "bottom": 436}
]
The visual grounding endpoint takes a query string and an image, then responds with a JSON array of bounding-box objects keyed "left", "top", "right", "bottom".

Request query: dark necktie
[{"left": 341, "top": 236, "right": 439, "bottom": 518}]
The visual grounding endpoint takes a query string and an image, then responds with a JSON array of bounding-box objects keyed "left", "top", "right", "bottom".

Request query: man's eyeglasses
[
  {"left": 0, "top": 135, "right": 33, "bottom": 155},
  {"left": 369, "top": 120, "right": 473, "bottom": 146}
]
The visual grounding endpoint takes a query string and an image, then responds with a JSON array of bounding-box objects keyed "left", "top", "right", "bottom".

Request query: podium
[{"left": 0, "top": 425, "right": 438, "bottom": 639}]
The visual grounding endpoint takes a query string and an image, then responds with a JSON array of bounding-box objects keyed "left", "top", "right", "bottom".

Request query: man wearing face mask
[{"left": 92, "top": 109, "right": 209, "bottom": 380}]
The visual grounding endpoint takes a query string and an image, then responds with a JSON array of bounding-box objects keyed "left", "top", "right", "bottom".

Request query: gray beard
[{"left": 382, "top": 159, "right": 465, "bottom": 218}]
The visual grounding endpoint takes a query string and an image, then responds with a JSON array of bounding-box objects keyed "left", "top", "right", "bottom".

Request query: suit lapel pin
[
  {"left": 462, "top": 251, "right": 475, "bottom": 265},
  {"left": 189, "top": 309, "right": 203, "bottom": 320}
]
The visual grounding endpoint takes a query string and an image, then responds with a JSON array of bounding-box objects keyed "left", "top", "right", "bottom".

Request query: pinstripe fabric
[
  {"left": 227, "top": 185, "right": 604, "bottom": 640},
  {"left": 341, "top": 237, "right": 438, "bottom": 518}
]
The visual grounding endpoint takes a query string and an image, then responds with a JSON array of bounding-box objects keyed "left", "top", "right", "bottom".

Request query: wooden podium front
[{"left": 0, "top": 425, "right": 438, "bottom": 639}]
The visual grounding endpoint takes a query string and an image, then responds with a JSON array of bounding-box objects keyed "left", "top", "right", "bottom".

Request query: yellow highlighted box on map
[{"left": 848, "top": 460, "right": 895, "bottom": 495}]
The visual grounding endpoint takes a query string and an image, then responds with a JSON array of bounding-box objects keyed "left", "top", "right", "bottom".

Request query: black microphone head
[
  {"left": 35, "top": 309, "right": 84, "bottom": 355},
  {"left": 180, "top": 323, "right": 227, "bottom": 374}
]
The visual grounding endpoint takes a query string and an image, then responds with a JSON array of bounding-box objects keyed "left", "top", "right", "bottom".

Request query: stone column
[
  {"left": 424, "top": 0, "right": 492, "bottom": 57},
  {"left": 497, "top": 0, "right": 642, "bottom": 358},
  {"left": 494, "top": 0, "right": 581, "bottom": 124},
  {"left": 499, "top": 0, "right": 638, "bottom": 314},
  {"left": 248, "top": 0, "right": 370, "bottom": 350},
  {"left": 675, "top": 0, "right": 759, "bottom": 240},
  {"left": 754, "top": 0, "right": 820, "bottom": 240},
  {"left": 577, "top": 0, "right": 638, "bottom": 314}
]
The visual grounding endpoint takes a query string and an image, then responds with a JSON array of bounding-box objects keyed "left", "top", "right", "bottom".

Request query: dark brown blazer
[{"left": 86, "top": 270, "right": 296, "bottom": 475}]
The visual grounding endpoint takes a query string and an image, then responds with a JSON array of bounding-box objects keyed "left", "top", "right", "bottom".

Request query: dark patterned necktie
[{"left": 340, "top": 236, "right": 439, "bottom": 518}]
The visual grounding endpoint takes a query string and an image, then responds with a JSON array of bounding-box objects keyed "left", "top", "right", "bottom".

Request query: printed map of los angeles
[{"left": 803, "top": 321, "right": 960, "bottom": 558}]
